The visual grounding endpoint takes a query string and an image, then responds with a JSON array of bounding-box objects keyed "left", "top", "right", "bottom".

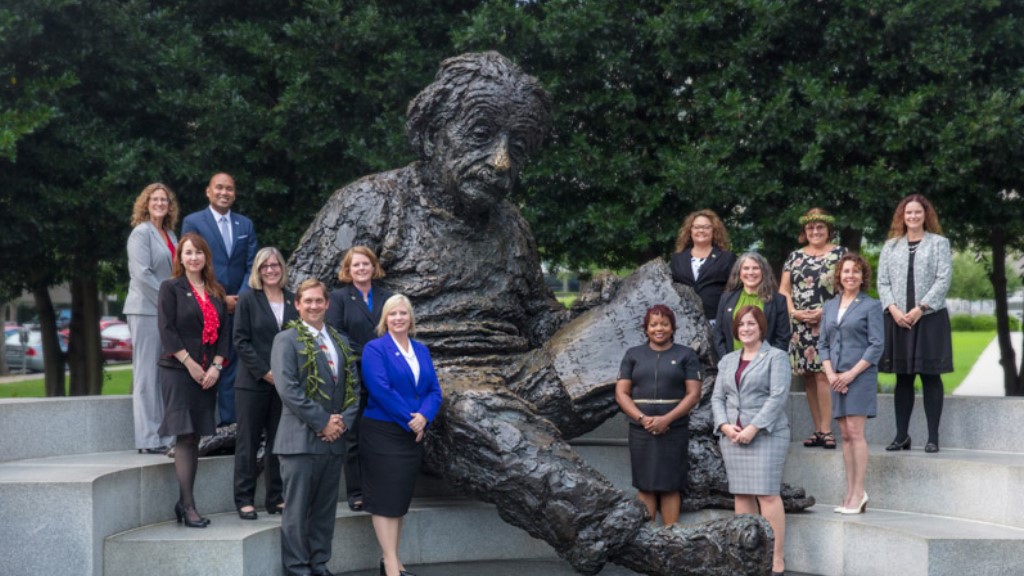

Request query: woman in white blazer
[
  {"left": 125, "top": 183, "right": 179, "bottom": 453},
  {"left": 819, "top": 253, "right": 883, "bottom": 515},
  {"left": 877, "top": 194, "right": 952, "bottom": 453},
  {"left": 712, "top": 305, "right": 790, "bottom": 576}
]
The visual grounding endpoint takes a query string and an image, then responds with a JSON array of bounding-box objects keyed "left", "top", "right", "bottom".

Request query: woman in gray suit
[
  {"left": 125, "top": 183, "right": 179, "bottom": 454},
  {"left": 712, "top": 305, "right": 790, "bottom": 576},
  {"left": 819, "top": 253, "right": 883, "bottom": 515},
  {"left": 877, "top": 194, "right": 953, "bottom": 453}
]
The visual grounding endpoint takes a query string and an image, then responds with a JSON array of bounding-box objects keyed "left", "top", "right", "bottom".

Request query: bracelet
[{"left": 180, "top": 352, "right": 190, "bottom": 364}]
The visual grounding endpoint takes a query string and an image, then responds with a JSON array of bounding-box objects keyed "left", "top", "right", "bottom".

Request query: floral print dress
[{"left": 784, "top": 245, "right": 846, "bottom": 374}]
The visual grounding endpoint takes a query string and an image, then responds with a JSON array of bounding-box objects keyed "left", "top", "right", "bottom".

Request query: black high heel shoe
[
  {"left": 924, "top": 442, "right": 939, "bottom": 453},
  {"left": 174, "top": 501, "right": 209, "bottom": 528},
  {"left": 885, "top": 436, "right": 911, "bottom": 451}
]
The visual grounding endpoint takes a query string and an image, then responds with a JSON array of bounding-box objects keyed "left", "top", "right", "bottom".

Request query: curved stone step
[
  {"left": 104, "top": 498, "right": 556, "bottom": 576},
  {"left": 784, "top": 442, "right": 1024, "bottom": 529}
]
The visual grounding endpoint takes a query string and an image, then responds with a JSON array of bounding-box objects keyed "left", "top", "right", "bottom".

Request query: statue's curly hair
[{"left": 406, "top": 52, "right": 552, "bottom": 161}]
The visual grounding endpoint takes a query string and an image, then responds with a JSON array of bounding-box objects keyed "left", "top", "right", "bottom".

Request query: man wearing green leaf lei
[{"left": 270, "top": 279, "right": 360, "bottom": 576}]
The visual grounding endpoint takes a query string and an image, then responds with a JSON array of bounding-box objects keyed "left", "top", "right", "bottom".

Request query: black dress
[
  {"left": 618, "top": 343, "right": 701, "bottom": 492},
  {"left": 881, "top": 241, "right": 954, "bottom": 375}
]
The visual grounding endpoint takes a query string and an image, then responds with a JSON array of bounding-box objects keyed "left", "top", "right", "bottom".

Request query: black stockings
[
  {"left": 894, "top": 374, "right": 943, "bottom": 444},
  {"left": 174, "top": 433, "right": 200, "bottom": 510}
]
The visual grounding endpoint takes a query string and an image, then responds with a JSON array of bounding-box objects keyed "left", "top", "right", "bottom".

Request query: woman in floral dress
[{"left": 779, "top": 208, "right": 846, "bottom": 449}]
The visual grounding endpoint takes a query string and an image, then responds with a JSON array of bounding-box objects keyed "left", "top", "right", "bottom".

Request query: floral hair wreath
[{"left": 798, "top": 213, "right": 836, "bottom": 226}]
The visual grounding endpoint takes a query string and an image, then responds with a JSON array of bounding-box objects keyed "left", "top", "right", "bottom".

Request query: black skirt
[
  {"left": 360, "top": 417, "right": 424, "bottom": 517},
  {"left": 628, "top": 404, "right": 690, "bottom": 493},
  {"left": 881, "top": 308, "right": 953, "bottom": 375},
  {"left": 158, "top": 366, "right": 217, "bottom": 437}
]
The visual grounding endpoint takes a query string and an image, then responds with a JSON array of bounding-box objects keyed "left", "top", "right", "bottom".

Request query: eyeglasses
[
  {"left": 692, "top": 225, "right": 713, "bottom": 231},
  {"left": 150, "top": 198, "right": 169, "bottom": 204},
  {"left": 260, "top": 263, "right": 282, "bottom": 271}
]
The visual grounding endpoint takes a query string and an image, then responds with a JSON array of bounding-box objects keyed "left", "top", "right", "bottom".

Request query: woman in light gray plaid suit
[{"left": 712, "top": 305, "right": 791, "bottom": 576}]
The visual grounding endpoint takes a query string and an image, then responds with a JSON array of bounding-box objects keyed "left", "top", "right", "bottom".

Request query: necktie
[
  {"left": 219, "top": 216, "right": 232, "bottom": 254},
  {"left": 318, "top": 333, "right": 337, "bottom": 380}
]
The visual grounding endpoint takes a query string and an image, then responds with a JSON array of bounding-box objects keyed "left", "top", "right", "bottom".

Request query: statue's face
[{"left": 437, "top": 89, "right": 545, "bottom": 215}]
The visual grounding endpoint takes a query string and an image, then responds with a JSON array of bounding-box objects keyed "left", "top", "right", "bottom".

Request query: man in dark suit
[
  {"left": 182, "top": 172, "right": 259, "bottom": 425},
  {"left": 271, "top": 279, "right": 358, "bottom": 576}
]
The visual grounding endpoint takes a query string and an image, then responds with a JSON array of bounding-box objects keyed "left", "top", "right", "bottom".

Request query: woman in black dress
[
  {"left": 670, "top": 209, "right": 737, "bottom": 325},
  {"left": 157, "top": 233, "right": 229, "bottom": 528},
  {"left": 326, "top": 245, "right": 393, "bottom": 511},
  {"left": 877, "top": 194, "right": 953, "bottom": 453},
  {"left": 232, "top": 247, "right": 298, "bottom": 519},
  {"left": 615, "top": 304, "right": 702, "bottom": 525}
]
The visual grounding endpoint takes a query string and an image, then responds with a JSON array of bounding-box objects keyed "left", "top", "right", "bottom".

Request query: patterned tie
[
  {"left": 318, "top": 332, "right": 337, "bottom": 380},
  {"left": 219, "top": 215, "right": 232, "bottom": 254}
]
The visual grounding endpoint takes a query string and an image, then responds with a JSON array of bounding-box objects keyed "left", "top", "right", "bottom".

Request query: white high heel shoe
[{"left": 840, "top": 492, "right": 868, "bottom": 515}]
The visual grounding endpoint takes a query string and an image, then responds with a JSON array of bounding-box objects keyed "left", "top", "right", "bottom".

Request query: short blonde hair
[
  {"left": 295, "top": 278, "right": 328, "bottom": 302},
  {"left": 376, "top": 294, "right": 416, "bottom": 337},
  {"left": 131, "top": 183, "right": 179, "bottom": 230},
  {"left": 249, "top": 247, "right": 288, "bottom": 290},
  {"left": 337, "top": 246, "right": 386, "bottom": 283}
]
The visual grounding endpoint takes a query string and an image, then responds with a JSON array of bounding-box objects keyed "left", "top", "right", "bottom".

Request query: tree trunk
[
  {"left": 32, "top": 286, "right": 66, "bottom": 397},
  {"left": 67, "top": 268, "right": 105, "bottom": 396},
  {"left": 840, "top": 227, "right": 863, "bottom": 252},
  {"left": 988, "top": 228, "right": 1020, "bottom": 396},
  {"left": 0, "top": 302, "right": 9, "bottom": 375}
]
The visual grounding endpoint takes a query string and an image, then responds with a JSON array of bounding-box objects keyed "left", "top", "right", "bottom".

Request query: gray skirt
[{"left": 718, "top": 427, "right": 790, "bottom": 496}]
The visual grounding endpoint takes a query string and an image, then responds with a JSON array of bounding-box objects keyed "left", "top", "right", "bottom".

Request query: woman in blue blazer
[
  {"left": 360, "top": 294, "right": 443, "bottom": 576},
  {"left": 713, "top": 252, "right": 791, "bottom": 359},
  {"left": 819, "top": 253, "right": 883, "bottom": 515}
]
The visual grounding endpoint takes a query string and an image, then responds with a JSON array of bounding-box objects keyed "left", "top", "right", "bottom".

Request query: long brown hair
[
  {"left": 674, "top": 209, "right": 730, "bottom": 252},
  {"left": 130, "top": 182, "right": 179, "bottom": 230},
  {"left": 888, "top": 194, "right": 943, "bottom": 239},
  {"left": 172, "top": 233, "right": 225, "bottom": 301}
]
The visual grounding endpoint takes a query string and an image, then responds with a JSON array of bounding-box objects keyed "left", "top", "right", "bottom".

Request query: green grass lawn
[
  {"left": 877, "top": 331, "right": 994, "bottom": 394},
  {"left": 0, "top": 331, "right": 998, "bottom": 398},
  {"left": 0, "top": 367, "right": 133, "bottom": 398}
]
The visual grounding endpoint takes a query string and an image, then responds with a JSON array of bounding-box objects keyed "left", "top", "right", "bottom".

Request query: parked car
[
  {"left": 100, "top": 322, "right": 132, "bottom": 363},
  {"left": 5, "top": 329, "right": 68, "bottom": 373}
]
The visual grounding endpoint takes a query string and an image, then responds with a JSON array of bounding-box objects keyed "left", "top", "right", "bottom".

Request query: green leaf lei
[{"left": 286, "top": 320, "right": 357, "bottom": 411}]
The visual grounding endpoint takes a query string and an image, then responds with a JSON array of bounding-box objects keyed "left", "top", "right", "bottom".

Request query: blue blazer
[
  {"left": 181, "top": 208, "right": 258, "bottom": 296},
  {"left": 361, "top": 334, "right": 443, "bottom": 431},
  {"left": 818, "top": 292, "right": 884, "bottom": 375}
]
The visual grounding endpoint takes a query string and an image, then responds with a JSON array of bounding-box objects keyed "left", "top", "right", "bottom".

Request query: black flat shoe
[
  {"left": 138, "top": 447, "right": 166, "bottom": 454},
  {"left": 348, "top": 495, "right": 365, "bottom": 512},
  {"left": 266, "top": 503, "right": 285, "bottom": 515},
  {"left": 885, "top": 436, "right": 911, "bottom": 451},
  {"left": 238, "top": 506, "right": 258, "bottom": 520},
  {"left": 925, "top": 442, "right": 939, "bottom": 453}
]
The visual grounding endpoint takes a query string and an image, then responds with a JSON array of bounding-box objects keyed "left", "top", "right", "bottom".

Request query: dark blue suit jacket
[
  {"left": 182, "top": 208, "right": 258, "bottom": 295},
  {"left": 360, "top": 334, "right": 443, "bottom": 432}
]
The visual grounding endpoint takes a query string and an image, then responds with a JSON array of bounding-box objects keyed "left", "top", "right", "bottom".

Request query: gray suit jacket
[
  {"left": 818, "top": 293, "right": 884, "bottom": 373},
  {"left": 124, "top": 222, "right": 177, "bottom": 316},
  {"left": 877, "top": 232, "right": 952, "bottom": 313},
  {"left": 271, "top": 325, "right": 359, "bottom": 455},
  {"left": 712, "top": 343, "right": 791, "bottom": 435}
]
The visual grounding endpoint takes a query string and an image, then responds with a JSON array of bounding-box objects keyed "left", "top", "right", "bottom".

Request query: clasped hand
[
  {"left": 408, "top": 413, "right": 427, "bottom": 443},
  {"left": 826, "top": 371, "right": 851, "bottom": 394},
  {"left": 720, "top": 423, "right": 758, "bottom": 445},
  {"left": 642, "top": 415, "right": 670, "bottom": 436},
  {"left": 319, "top": 414, "right": 346, "bottom": 442},
  {"left": 891, "top": 306, "right": 922, "bottom": 329},
  {"left": 189, "top": 362, "right": 219, "bottom": 390}
]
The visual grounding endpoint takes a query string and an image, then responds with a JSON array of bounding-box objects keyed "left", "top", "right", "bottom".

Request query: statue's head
[{"left": 407, "top": 52, "right": 552, "bottom": 216}]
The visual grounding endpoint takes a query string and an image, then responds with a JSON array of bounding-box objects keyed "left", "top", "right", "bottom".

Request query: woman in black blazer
[
  {"left": 326, "top": 245, "right": 393, "bottom": 511},
  {"left": 713, "top": 252, "right": 791, "bottom": 359},
  {"left": 232, "top": 247, "right": 299, "bottom": 520},
  {"left": 670, "top": 209, "right": 737, "bottom": 323},
  {"left": 158, "top": 233, "right": 229, "bottom": 528}
]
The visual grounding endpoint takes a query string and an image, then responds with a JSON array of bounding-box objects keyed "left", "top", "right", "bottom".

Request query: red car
[{"left": 100, "top": 322, "right": 132, "bottom": 363}]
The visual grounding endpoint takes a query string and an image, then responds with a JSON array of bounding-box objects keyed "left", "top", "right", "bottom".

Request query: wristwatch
[{"left": 213, "top": 363, "right": 223, "bottom": 371}]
